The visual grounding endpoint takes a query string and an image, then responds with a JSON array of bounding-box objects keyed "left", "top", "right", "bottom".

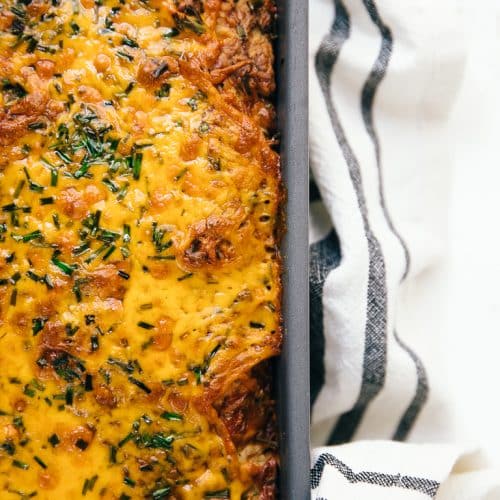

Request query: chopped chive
[
  {"left": 90, "top": 335, "right": 99, "bottom": 352},
  {"left": 140, "top": 303, "right": 153, "bottom": 310},
  {"left": 109, "top": 444, "right": 117, "bottom": 463},
  {"left": 43, "top": 274, "right": 54, "bottom": 289},
  {"left": 14, "top": 179, "right": 25, "bottom": 197},
  {"left": 26, "top": 270, "right": 41, "bottom": 282},
  {"left": 65, "top": 323, "right": 79, "bottom": 337},
  {"left": 23, "top": 385, "right": 35, "bottom": 397},
  {"left": 70, "top": 21, "right": 80, "bottom": 34},
  {"left": 72, "top": 242, "right": 90, "bottom": 256},
  {"left": 152, "top": 487, "right": 171, "bottom": 499},
  {"left": 116, "top": 50, "right": 134, "bottom": 62},
  {"left": 84, "top": 243, "right": 108, "bottom": 263},
  {"left": 132, "top": 152, "right": 142, "bottom": 180},
  {"left": 249, "top": 321, "right": 265, "bottom": 329},
  {"left": 82, "top": 474, "right": 98, "bottom": 495},
  {"left": 160, "top": 411, "right": 183, "bottom": 422},
  {"left": 102, "top": 245, "right": 116, "bottom": 260},
  {"left": 156, "top": 83, "right": 171, "bottom": 98},
  {"left": 65, "top": 386, "right": 74, "bottom": 405},
  {"left": 74, "top": 162, "right": 90, "bottom": 179},
  {"left": 10, "top": 289, "right": 17, "bottom": 305},
  {"left": 107, "top": 357, "right": 134, "bottom": 374},
  {"left": 117, "top": 183, "right": 129, "bottom": 200},
  {"left": 199, "top": 121, "right": 210, "bottom": 134},
  {"left": 137, "top": 321, "right": 154, "bottom": 330},
  {"left": 72, "top": 281, "right": 82, "bottom": 302},
  {"left": 2, "top": 203, "right": 17, "bottom": 212},
  {"left": 204, "top": 490, "right": 230, "bottom": 499},
  {"left": 40, "top": 156, "right": 55, "bottom": 168},
  {"left": 33, "top": 455, "right": 47, "bottom": 469},
  {"left": 177, "top": 272, "right": 193, "bottom": 281},
  {"left": 48, "top": 434, "right": 60, "bottom": 447},
  {"left": 51, "top": 251, "right": 76, "bottom": 275},
  {"left": 75, "top": 438, "right": 88, "bottom": 451},
  {"left": 50, "top": 168, "right": 58, "bottom": 186},
  {"left": 128, "top": 376, "right": 152, "bottom": 394},
  {"left": 52, "top": 213, "right": 60, "bottom": 228},
  {"left": 90, "top": 211, "right": 101, "bottom": 236},
  {"left": 12, "top": 459, "right": 29, "bottom": 470},
  {"left": 55, "top": 149, "right": 71, "bottom": 163},
  {"left": 102, "top": 177, "right": 119, "bottom": 193},
  {"left": 124, "top": 81, "right": 135, "bottom": 94},
  {"left": 28, "top": 121, "right": 46, "bottom": 130},
  {"left": 192, "top": 366, "right": 202, "bottom": 384},
  {"left": 99, "top": 229, "right": 121, "bottom": 242},
  {"left": 40, "top": 196, "right": 54, "bottom": 205},
  {"left": 32, "top": 317, "right": 47, "bottom": 336},
  {"left": 142, "top": 414, "right": 153, "bottom": 425},
  {"left": 122, "top": 37, "right": 139, "bottom": 48},
  {"left": 117, "top": 270, "right": 129, "bottom": 280},
  {"left": 10, "top": 272, "right": 21, "bottom": 284},
  {"left": 118, "top": 433, "right": 133, "bottom": 448},
  {"left": 22, "top": 230, "right": 43, "bottom": 242},
  {"left": 23, "top": 167, "right": 45, "bottom": 192},
  {"left": 123, "top": 224, "right": 131, "bottom": 243},
  {"left": 123, "top": 476, "right": 136, "bottom": 488},
  {"left": 84, "top": 374, "right": 93, "bottom": 391},
  {"left": 173, "top": 9, "right": 205, "bottom": 34}
]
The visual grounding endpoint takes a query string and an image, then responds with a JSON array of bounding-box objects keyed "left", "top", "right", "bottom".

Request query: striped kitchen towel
[{"left": 309, "top": 0, "right": 500, "bottom": 498}]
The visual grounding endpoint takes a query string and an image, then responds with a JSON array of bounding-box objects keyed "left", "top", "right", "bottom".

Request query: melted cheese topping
[{"left": 0, "top": 1, "right": 281, "bottom": 498}]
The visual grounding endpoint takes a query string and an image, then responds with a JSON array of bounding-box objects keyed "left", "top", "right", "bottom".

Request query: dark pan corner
[{"left": 276, "top": 0, "right": 310, "bottom": 499}]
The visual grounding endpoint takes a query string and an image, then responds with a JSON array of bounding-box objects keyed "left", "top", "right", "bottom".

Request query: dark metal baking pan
[{"left": 275, "top": 0, "right": 310, "bottom": 498}]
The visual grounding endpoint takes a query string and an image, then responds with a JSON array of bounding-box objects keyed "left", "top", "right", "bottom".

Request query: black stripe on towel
[
  {"left": 310, "top": 228, "right": 341, "bottom": 406},
  {"left": 310, "top": 453, "right": 440, "bottom": 498},
  {"left": 393, "top": 333, "right": 429, "bottom": 441},
  {"left": 361, "top": 0, "right": 429, "bottom": 439},
  {"left": 315, "top": 0, "right": 388, "bottom": 445},
  {"left": 361, "top": 0, "right": 411, "bottom": 279}
]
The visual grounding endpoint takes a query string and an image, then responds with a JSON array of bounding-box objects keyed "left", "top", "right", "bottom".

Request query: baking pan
[{"left": 275, "top": 0, "right": 310, "bottom": 498}]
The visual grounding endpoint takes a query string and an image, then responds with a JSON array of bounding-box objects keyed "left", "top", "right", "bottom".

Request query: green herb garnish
[
  {"left": 34, "top": 455, "right": 47, "bottom": 469},
  {"left": 51, "top": 251, "right": 76, "bottom": 275},
  {"left": 160, "top": 411, "right": 183, "bottom": 422},
  {"left": 12, "top": 459, "right": 29, "bottom": 470},
  {"left": 128, "top": 376, "right": 152, "bottom": 394}
]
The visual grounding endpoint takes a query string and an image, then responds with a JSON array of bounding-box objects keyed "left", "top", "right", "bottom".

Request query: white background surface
[{"left": 444, "top": 3, "right": 500, "bottom": 468}]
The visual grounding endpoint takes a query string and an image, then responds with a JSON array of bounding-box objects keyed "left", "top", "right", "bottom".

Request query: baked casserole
[{"left": 0, "top": 0, "right": 282, "bottom": 498}]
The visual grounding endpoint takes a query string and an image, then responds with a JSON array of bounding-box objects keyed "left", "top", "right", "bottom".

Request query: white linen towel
[{"left": 308, "top": 0, "right": 500, "bottom": 498}]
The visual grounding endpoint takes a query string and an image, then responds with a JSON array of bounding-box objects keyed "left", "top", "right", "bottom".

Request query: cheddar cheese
[{"left": 0, "top": 0, "right": 281, "bottom": 498}]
